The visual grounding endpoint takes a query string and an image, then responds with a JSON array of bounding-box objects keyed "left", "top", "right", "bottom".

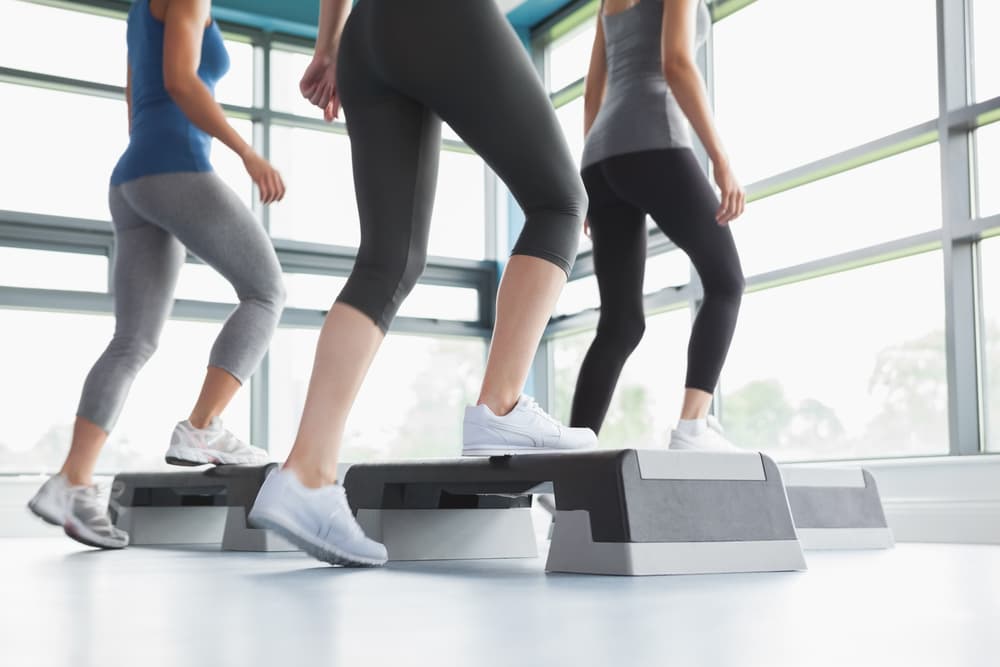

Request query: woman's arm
[
  {"left": 161, "top": 0, "right": 284, "bottom": 202},
  {"left": 661, "top": 0, "right": 744, "bottom": 223},
  {"left": 300, "top": 0, "right": 353, "bottom": 121},
  {"left": 583, "top": 11, "right": 608, "bottom": 138}
]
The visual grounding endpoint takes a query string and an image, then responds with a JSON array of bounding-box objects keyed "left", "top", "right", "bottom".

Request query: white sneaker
[
  {"left": 165, "top": 418, "right": 269, "bottom": 466},
  {"left": 248, "top": 467, "right": 387, "bottom": 567},
  {"left": 27, "top": 474, "right": 75, "bottom": 526},
  {"left": 62, "top": 485, "right": 129, "bottom": 549},
  {"left": 669, "top": 415, "right": 741, "bottom": 452},
  {"left": 462, "top": 394, "right": 598, "bottom": 457}
]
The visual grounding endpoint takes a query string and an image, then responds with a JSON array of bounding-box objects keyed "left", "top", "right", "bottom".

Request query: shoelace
[{"left": 522, "top": 396, "right": 560, "bottom": 427}]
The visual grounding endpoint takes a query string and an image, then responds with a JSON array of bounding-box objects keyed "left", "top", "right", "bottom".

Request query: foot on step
[
  {"left": 669, "top": 415, "right": 741, "bottom": 452},
  {"left": 63, "top": 485, "right": 129, "bottom": 549},
  {"left": 248, "top": 467, "right": 387, "bottom": 567},
  {"left": 462, "top": 394, "right": 598, "bottom": 457},
  {"left": 165, "top": 417, "right": 269, "bottom": 466}
]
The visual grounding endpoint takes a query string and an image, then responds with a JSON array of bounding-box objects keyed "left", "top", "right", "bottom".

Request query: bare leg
[
  {"left": 60, "top": 418, "right": 109, "bottom": 486},
  {"left": 188, "top": 366, "right": 242, "bottom": 429},
  {"left": 680, "top": 388, "right": 713, "bottom": 421},
  {"left": 477, "top": 255, "right": 567, "bottom": 416},
  {"left": 283, "top": 303, "right": 384, "bottom": 488}
]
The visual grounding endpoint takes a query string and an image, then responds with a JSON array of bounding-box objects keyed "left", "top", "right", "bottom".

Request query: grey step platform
[
  {"left": 110, "top": 465, "right": 296, "bottom": 551},
  {"left": 343, "top": 449, "right": 808, "bottom": 575},
  {"left": 780, "top": 466, "right": 894, "bottom": 550}
]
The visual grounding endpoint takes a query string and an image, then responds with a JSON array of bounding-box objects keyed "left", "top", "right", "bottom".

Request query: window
[
  {"left": 269, "top": 47, "right": 321, "bottom": 118},
  {"left": 174, "top": 262, "right": 239, "bottom": 304},
  {"left": 428, "top": 150, "right": 487, "bottom": 260},
  {"left": 551, "top": 308, "right": 691, "bottom": 448},
  {"left": 720, "top": 251, "right": 948, "bottom": 461},
  {"left": 0, "top": 247, "right": 107, "bottom": 293},
  {"left": 547, "top": 22, "right": 596, "bottom": 93},
  {"left": 712, "top": 0, "right": 938, "bottom": 183},
  {"left": 215, "top": 39, "right": 255, "bottom": 108},
  {"left": 980, "top": 237, "right": 1000, "bottom": 452},
  {"left": 975, "top": 122, "right": 1000, "bottom": 219},
  {"left": 733, "top": 145, "right": 942, "bottom": 277},
  {"left": 0, "top": 1, "right": 125, "bottom": 86},
  {"left": 268, "top": 330, "right": 486, "bottom": 462},
  {"left": 972, "top": 0, "right": 1000, "bottom": 103},
  {"left": 555, "top": 96, "right": 585, "bottom": 168},
  {"left": 0, "top": 84, "right": 127, "bottom": 221},
  {"left": 268, "top": 125, "right": 360, "bottom": 247},
  {"left": 555, "top": 275, "right": 600, "bottom": 316},
  {"left": 644, "top": 250, "right": 691, "bottom": 293},
  {"left": 0, "top": 310, "right": 251, "bottom": 473}
]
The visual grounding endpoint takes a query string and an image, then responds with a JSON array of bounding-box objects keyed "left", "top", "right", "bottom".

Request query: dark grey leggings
[
  {"left": 570, "top": 149, "right": 745, "bottom": 434},
  {"left": 77, "top": 172, "right": 286, "bottom": 431},
  {"left": 335, "top": 0, "right": 587, "bottom": 332}
]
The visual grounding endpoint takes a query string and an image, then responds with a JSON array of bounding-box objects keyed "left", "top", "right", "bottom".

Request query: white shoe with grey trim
[
  {"left": 62, "top": 485, "right": 129, "bottom": 549},
  {"left": 462, "top": 394, "right": 598, "bottom": 457},
  {"left": 27, "top": 474, "right": 75, "bottom": 526},
  {"left": 669, "top": 415, "right": 741, "bottom": 452},
  {"left": 165, "top": 418, "right": 269, "bottom": 466}
]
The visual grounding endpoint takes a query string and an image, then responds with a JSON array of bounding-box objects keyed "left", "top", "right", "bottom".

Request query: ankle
[
  {"left": 187, "top": 413, "right": 214, "bottom": 430},
  {"left": 477, "top": 392, "right": 518, "bottom": 417},
  {"left": 283, "top": 459, "right": 338, "bottom": 489},
  {"left": 60, "top": 468, "right": 92, "bottom": 487}
]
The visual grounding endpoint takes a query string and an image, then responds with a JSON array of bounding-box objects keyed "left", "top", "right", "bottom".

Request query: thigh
[
  {"left": 107, "top": 187, "right": 186, "bottom": 340},
  {"left": 604, "top": 149, "right": 742, "bottom": 285},
  {"left": 120, "top": 173, "right": 282, "bottom": 297},
  {"left": 583, "top": 164, "right": 648, "bottom": 316}
]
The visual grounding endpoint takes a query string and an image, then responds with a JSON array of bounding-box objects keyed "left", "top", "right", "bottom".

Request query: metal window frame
[{"left": 531, "top": 0, "right": 1000, "bottom": 459}]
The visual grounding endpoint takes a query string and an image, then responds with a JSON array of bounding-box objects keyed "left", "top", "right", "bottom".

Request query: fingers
[
  {"left": 715, "top": 188, "right": 746, "bottom": 225},
  {"left": 257, "top": 170, "right": 286, "bottom": 205}
]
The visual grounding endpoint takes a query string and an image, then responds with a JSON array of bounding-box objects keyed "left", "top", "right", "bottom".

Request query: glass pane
[
  {"left": 980, "top": 236, "right": 1000, "bottom": 452},
  {"left": 174, "top": 262, "right": 238, "bottom": 304},
  {"left": 547, "top": 23, "right": 596, "bottom": 93},
  {"left": 644, "top": 250, "right": 691, "bottom": 293},
  {"left": 269, "top": 47, "right": 320, "bottom": 118},
  {"left": 973, "top": 0, "right": 1000, "bottom": 103},
  {"left": 215, "top": 39, "right": 254, "bottom": 108},
  {"left": 268, "top": 125, "right": 360, "bottom": 247},
  {"left": 555, "top": 96, "right": 585, "bottom": 169},
  {"left": 429, "top": 150, "right": 486, "bottom": 260},
  {"left": 976, "top": 122, "right": 1000, "bottom": 219},
  {"left": 551, "top": 308, "right": 690, "bottom": 448},
  {"left": 0, "top": 311, "right": 251, "bottom": 473},
  {"left": 0, "top": 84, "right": 127, "bottom": 220},
  {"left": 268, "top": 331, "right": 486, "bottom": 462},
  {"left": 0, "top": 247, "right": 107, "bottom": 293},
  {"left": 555, "top": 275, "right": 599, "bottom": 316},
  {"left": 0, "top": 1, "right": 125, "bottom": 86},
  {"left": 713, "top": 0, "right": 938, "bottom": 183},
  {"left": 721, "top": 252, "right": 948, "bottom": 460},
  {"left": 734, "top": 145, "right": 942, "bottom": 277},
  {"left": 212, "top": 118, "right": 255, "bottom": 207},
  {"left": 285, "top": 273, "right": 346, "bottom": 311},
  {"left": 399, "top": 285, "right": 480, "bottom": 322}
]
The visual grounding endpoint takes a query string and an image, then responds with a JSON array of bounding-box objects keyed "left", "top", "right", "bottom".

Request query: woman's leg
[
  {"left": 569, "top": 164, "right": 648, "bottom": 434},
  {"left": 604, "top": 149, "right": 745, "bottom": 424},
  {"left": 64, "top": 187, "right": 186, "bottom": 485},
  {"left": 121, "top": 172, "right": 286, "bottom": 430}
]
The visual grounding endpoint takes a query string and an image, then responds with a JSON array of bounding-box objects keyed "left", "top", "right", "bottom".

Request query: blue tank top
[{"left": 111, "top": 1, "right": 230, "bottom": 185}]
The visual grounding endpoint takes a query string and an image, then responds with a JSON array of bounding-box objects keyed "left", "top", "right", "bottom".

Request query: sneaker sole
[
  {"left": 27, "top": 499, "right": 62, "bottom": 527},
  {"left": 165, "top": 445, "right": 267, "bottom": 467},
  {"left": 63, "top": 516, "right": 128, "bottom": 550},
  {"left": 248, "top": 510, "right": 385, "bottom": 568},
  {"left": 461, "top": 444, "right": 592, "bottom": 457}
]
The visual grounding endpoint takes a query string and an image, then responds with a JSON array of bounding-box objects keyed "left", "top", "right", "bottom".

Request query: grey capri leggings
[
  {"left": 77, "top": 172, "right": 286, "bottom": 431},
  {"left": 335, "top": 0, "right": 587, "bottom": 332}
]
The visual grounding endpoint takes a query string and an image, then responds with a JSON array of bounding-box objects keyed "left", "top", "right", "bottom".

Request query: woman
[
  {"left": 248, "top": 0, "right": 597, "bottom": 566},
  {"left": 27, "top": 0, "right": 287, "bottom": 549},
  {"left": 569, "top": 0, "right": 746, "bottom": 450}
]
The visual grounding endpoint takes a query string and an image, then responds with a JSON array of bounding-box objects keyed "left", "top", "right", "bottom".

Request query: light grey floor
[{"left": 2, "top": 538, "right": 998, "bottom": 667}]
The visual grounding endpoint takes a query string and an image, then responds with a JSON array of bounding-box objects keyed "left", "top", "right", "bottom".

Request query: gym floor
[{"left": 3, "top": 538, "right": 998, "bottom": 666}]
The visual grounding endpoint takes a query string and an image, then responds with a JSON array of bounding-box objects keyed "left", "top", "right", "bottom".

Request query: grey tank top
[{"left": 580, "top": 0, "right": 710, "bottom": 168}]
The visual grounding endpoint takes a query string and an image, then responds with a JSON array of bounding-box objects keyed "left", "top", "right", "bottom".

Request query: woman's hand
[
  {"left": 712, "top": 159, "right": 745, "bottom": 225},
  {"left": 242, "top": 150, "right": 286, "bottom": 204},
  {"left": 300, "top": 54, "right": 340, "bottom": 122}
]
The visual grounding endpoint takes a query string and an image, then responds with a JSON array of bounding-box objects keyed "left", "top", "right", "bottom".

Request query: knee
[
  {"left": 242, "top": 271, "right": 287, "bottom": 313},
  {"left": 395, "top": 247, "right": 427, "bottom": 301},
  {"left": 596, "top": 311, "right": 646, "bottom": 355},
  {"left": 108, "top": 334, "right": 158, "bottom": 370},
  {"left": 706, "top": 267, "right": 746, "bottom": 303}
]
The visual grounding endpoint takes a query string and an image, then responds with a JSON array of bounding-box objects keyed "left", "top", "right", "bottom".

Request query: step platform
[
  {"left": 780, "top": 466, "right": 894, "bottom": 550},
  {"left": 343, "top": 449, "right": 808, "bottom": 576},
  {"left": 110, "top": 464, "right": 295, "bottom": 551}
]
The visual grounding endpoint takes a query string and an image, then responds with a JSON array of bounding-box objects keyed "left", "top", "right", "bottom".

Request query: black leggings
[
  {"left": 569, "top": 148, "right": 744, "bottom": 434},
  {"left": 335, "top": 0, "right": 586, "bottom": 332}
]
